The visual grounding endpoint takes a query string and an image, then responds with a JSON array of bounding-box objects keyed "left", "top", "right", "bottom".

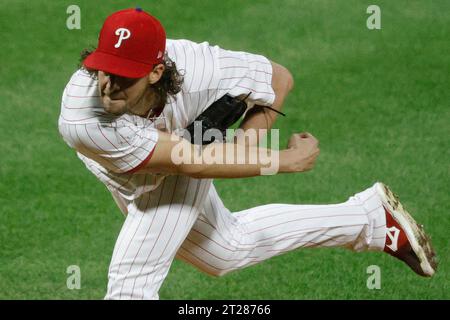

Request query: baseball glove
[{"left": 185, "top": 93, "right": 285, "bottom": 145}]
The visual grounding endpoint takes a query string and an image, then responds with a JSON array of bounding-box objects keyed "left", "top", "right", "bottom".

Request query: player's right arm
[{"left": 135, "top": 130, "right": 319, "bottom": 178}]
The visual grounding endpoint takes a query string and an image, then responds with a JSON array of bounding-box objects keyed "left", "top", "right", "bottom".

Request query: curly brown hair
[{"left": 78, "top": 47, "right": 184, "bottom": 109}]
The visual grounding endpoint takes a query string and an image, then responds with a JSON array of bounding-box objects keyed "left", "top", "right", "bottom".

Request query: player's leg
[
  {"left": 176, "top": 182, "right": 386, "bottom": 276},
  {"left": 105, "top": 175, "right": 212, "bottom": 300},
  {"left": 109, "top": 188, "right": 129, "bottom": 216}
]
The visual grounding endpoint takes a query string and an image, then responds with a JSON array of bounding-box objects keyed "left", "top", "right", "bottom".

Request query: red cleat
[{"left": 375, "top": 182, "right": 438, "bottom": 277}]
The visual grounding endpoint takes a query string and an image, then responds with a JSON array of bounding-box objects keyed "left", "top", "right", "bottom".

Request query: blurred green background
[{"left": 0, "top": 0, "right": 448, "bottom": 299}]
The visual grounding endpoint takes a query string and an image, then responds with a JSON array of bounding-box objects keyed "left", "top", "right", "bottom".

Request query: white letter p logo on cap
[{"left": 114, "top": 28, "right": 131, "bottom": 48}]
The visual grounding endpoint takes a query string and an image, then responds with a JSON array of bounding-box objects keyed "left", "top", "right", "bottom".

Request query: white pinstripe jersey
[{"left": 58, "top": 39, "right": 275, "bottom": 201}]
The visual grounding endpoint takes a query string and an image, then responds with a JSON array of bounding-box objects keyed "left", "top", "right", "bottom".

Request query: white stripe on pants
[{"left": 106, "top": 177, "right": 386, "bottom": 299}]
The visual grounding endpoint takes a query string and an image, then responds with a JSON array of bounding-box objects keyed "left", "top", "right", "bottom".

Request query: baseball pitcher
[{"left": 58, "top": 8, "right": 437, "bottom": 299}]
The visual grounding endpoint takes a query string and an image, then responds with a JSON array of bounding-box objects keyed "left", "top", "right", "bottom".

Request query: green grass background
[{"left": 0, "top": 0, "right": 448, "bottom": 299}]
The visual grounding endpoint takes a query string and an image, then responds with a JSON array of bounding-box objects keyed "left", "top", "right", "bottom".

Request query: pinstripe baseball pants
[{"left": 105, "top": 175, "right": 386, "bottom": 299}]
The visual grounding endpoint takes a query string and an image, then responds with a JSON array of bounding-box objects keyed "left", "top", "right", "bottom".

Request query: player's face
[{"left": 98, "top": 71, "right": 150, "bottom": 115}]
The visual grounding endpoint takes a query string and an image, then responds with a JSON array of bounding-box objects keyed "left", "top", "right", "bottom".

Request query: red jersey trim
[{"left": 124, "top": 148, "right": 155, "bottom": 174}]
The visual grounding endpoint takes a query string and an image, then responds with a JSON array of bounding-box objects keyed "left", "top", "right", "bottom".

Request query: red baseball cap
[{"left": 83, "top": 7, "right": 166, "bottom": 78}]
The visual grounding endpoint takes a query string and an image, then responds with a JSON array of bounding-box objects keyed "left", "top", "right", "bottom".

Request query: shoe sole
[{"left": 375, "top": 182, "right": 438, "bottom": 277}]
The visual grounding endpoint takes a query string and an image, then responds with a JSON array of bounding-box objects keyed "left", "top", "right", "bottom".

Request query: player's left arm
[{"left": 234, "top": 61, "right": 294, "bottom": 146}]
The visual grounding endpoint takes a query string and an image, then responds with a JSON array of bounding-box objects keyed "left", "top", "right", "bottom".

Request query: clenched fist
[{"left": 281, "top": 132, "right": 320, "bottom": 173}]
